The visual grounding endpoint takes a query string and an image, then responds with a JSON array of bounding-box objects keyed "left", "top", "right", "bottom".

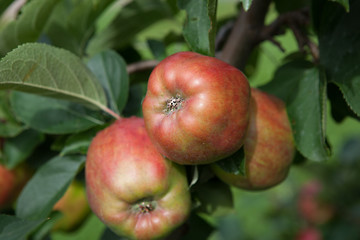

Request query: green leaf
[
  {"left": 87, "top": 0, "right": 172, "bottom": 55},
  {"left": 147, "top": 39, "right": 167, "bottom": 61},
  {"left": 16, "top": 155, "right": 86, "bottom": 220},
  {"left": 87, "top": 50, "right": 129, "bottom": 115},
  {"left": 10, "top": 91, "right": 105, "bottom": 134},
  {"left": 215, "top": 147, "right": 246, "bottom": 176},
  {"left": 0, "top": 43, "right": 109, "bottom": 113},
  {"left": 45, "top": 0, "right": 114, "bottom": 56},
  {"left": 192, "top": 179, "right": 234, "bottom": 217},
  {"left": 2, "top": 129, "right": 44, "bottom": 169},
  {"left": 0, "top": 214, "right": 45, "bottom": 240},
  {"left": 0, "top": 0, "right": 61, "bottom": 56},
  {"left": 329, "top": 0, "right": 350, "bottom": 11},
  {"left": 177, "top": 0, "right": 217, "bottom": 56},
  {"left": 261, "top": 60, "right": 330, "bottom": 162},
  {"left": 0, "top": 91, "right": 23, "bottom": 137},
  {"left": 239, "top": 0, "right": 253, "bottom": 11},
  {"left": 60, "top": 127, "right": 103, "bottom": 156},
  {"left": 122, "top": 82, "right": 148, "bottom": 117},
  {"left": 318, "top": 0, "right": 359, "bottom": 116}
]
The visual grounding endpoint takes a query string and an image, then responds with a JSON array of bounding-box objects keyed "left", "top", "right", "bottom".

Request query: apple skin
[
  {"left": 298, "top": 180, "right": 334, "bottom": 225},
  {"left": 211, "top": 88, "right": 295, "bottom": 190},
  {"left": 0, "top": 162, "right": 32, "bottom": 211},
  {"left": 52, "top": 181, "right": 91, "bottom": 232},
  {"left": 0, "top": 164, "right": 16, "bottom": 210},
  {"left": 295, "top": 227, "right": 322, "bottom": 240},
  {"left": 85, "top": 117, "right": 191, "bottom": 240},
  {"left": 142, "top": 51, "right": 250, "bottom": 165}
]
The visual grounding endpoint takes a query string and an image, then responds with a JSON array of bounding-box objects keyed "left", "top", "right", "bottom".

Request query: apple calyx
[
  {"left": 132, "top": 198, "right": 157, "bottom": 214},
  {"left": 164, "top": 93, "right": 184, "bottom": 114}
]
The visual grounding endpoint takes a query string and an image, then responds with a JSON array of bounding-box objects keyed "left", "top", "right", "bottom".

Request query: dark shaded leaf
[
  {"left": 261, "top": 60, "right": 330, "bottom": 161},
  {"left": 10, "top": 91, "right": 105, "bottom": 134},
  {"left": 215, "top": 147, "right": 246, "bottom": 176},
  {"left": 0, "top": 214, "right": 45, "bottom": 240},
  {"left": 2, "top": 129, "right": 44, "bottom": 169},
  {"left": 44, "top": 0, "right": 114, "bottom": 56},
  {"left": 318, "top": 0, "right": 360, "bottom": 116},
  {"left": 16, "top": 155, "right": 86, "bottom": 220}
]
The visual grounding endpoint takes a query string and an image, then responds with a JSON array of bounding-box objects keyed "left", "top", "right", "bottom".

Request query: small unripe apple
[
  {"left": 86, "top": 117, "right": 191, "bottom": 240},
  {"left": 212, "top": 88, "right": 295, "bottom": 190},
  {"left": 142, "top": 51, "right": 250, "bottom": 165},
  {"left": 52, "top": 181, "right": 91, "bottom": 232},
  {"left": 298, "top": 180, "right": 334, "bottom": 225}
]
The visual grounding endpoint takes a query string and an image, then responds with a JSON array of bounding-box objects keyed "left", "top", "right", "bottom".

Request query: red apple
[
  {"left": 85, "top": 117, "right": 191, "bottom": 240},
  {"left": 298, "top": 180, "right": 334, "bottom": 225},
  {"left": 142, "top": 51, "right": 250, "bottom": 165},
  {"left": 211, "top": 88, "right": 295, "bottom": 190},
  {"left": 295, "top": 227, "right": 323, "bottom": 240},
  {"left": 0, "top": 164, "right": 16, "bottom": 210},
  {"left": 52, "top": 181, "right": 91, "bottom": 232},
  {"left": 0, "top": 162, "right": 32, "bottom": 211}
]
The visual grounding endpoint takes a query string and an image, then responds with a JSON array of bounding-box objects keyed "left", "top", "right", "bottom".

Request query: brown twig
[
  {"left": 219, "top": 2, "right": 319, "bottom": 70},
  {"left": 218, "top": 0, "right": 272, "bottom": 70},
  {"left": 126, "top": 60, "right": 159, "bottom": 74}
]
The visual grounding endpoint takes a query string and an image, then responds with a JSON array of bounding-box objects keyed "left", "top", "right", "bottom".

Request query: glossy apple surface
[
  {"left": 142, "top": 51, "right": 250, "bottom": 165},
  {"left": 212, "top": 88, "right": 295, "bottom": 190},
  {"left": 86, "top": 117, "right": 191, "bottom": 240}
]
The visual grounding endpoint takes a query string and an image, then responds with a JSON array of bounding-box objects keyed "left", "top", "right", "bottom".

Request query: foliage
[{"left": 0, "top": 0, "right": 359, "bottom": 239}]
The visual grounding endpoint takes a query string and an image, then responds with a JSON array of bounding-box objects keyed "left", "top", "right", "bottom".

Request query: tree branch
[
  {"left": 126, "top": 60, "right": 159, "bottom": 74},
  {"left": 218, "top": 2, "right": 318, "bottom": 70},
  {"left": 218, "top": 0, "right": 272, "bottom": 70}
]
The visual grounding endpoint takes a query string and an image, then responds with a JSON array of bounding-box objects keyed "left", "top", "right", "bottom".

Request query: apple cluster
[{"left": 85, "top": 51, "right": 296, "bottom": 239}]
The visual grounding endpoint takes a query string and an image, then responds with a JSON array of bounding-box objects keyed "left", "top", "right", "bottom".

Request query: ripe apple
[
  {"left": 0, "top": 164, "right": 17, "bottom": 210},
  {"left": 295, "top": 227, "right": 322, "bottom": 240},
  {"left": 298, "top": 180, "right": 334, "bottom": 225},
  {"left": 52, "top": 181, "right": 91, "bottom": 232},
  {"left": 142, "top": 51, "right": 250, "bottom": 165},
  {"left": 85, "top": 117, "right": 191, "bottom": 240},
  {"left": 211, "top": 88, "right": 295, "bottom": 190},
  {"left": 0, "top": 162, "right": 32, "bottom": 211}
]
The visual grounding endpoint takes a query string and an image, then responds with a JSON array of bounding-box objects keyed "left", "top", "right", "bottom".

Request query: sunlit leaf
[
  {"left": 87, "top": 50, "right": 129, "bottom": 115},
  {"left": 0, "top": 0, "right": 61, "bottom": 56},
  {"left": 178, "top": 0, "right": 217, "bottom": 56},
  {"left": 45, "top": 0, "right": 114, "bottom": 56},
  {"left": 87, "top": 0, "right": 172, "bottom": 55},
  {"left": 0, "top": 43, "right": 109, "bottom": 114}
]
